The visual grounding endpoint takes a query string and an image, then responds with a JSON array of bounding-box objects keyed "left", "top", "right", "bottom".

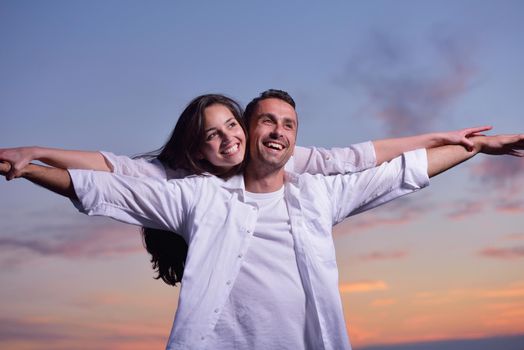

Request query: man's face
[{"left": 248, "top": 98, "right": 297, "bottom": 172}]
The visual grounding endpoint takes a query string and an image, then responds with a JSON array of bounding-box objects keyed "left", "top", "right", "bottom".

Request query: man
[{"left": 1, "top": 90, "right": 523, "bottom": 349}]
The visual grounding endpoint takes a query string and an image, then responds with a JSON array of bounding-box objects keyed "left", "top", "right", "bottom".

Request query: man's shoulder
[
  {"left": 167, "top": 172, "right": 243, "bottom": 190},
  {"left": 286, "top": 170, "right": 341, "bottom": 183}
]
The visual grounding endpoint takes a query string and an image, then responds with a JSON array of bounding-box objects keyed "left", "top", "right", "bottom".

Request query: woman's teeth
[{"left": 222, "top": 144, "right": 239, "bottom": 154}]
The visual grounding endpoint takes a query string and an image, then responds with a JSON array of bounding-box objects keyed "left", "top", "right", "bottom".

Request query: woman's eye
[
  {"left": 228, "top": 122, "right": 237, "bottom": 128},
  {"left": 206, "top": 132, "right": 217, "bottom": 141}
]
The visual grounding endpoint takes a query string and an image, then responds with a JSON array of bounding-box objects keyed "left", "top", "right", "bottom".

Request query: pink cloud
[
  {"left": 0, "top": 316, "right": 166, "bottom": 348},
  {"left": 336, "top": 197, "right": 433, "bottom": 235},
  {"left": 336, "top": 32, "right": 476, "bottom": 135},
  {"left": 478, "top": 246, "right": 524, "bottom": 260},
  {"left": 496, "top": 200, "right": 524, "bottom": 214},
  {"left": 446, "top": 199, "right": 485, "bottom": 220},
  {"left": 0, "top": 220, "right": 143, "bottom": 266},
  {"left": 358, "top": 250, "right": 408, "bottom": 262},
  {"left": 471, "top": 157, "right": 524, "bottom": 189},
  {"left": 339, "top": 280, "right": 389, "bottom": 294},
  {"left": 504, "top": 233, "right": 524, "bottom": 241},
  {"left": 371, "top": 298, "right": 397, "bottom": 307}
]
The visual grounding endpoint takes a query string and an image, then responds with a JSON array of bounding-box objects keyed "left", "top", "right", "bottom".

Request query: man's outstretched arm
[
  {"left": 0, "top": 161, "right": 77, "bottom": 198},
  {"left": 427, "top": 134, "right": 524, "bottom": 178}
]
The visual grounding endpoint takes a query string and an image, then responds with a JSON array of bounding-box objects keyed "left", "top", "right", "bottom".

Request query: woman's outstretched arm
[
  {"left": 0, "top": 147, "right": 113, "bottom": 180},
  {"left": 292, "top": 126, "right": 492, "bottom": 175},
  {"left": 372, "top": 126, "right": 492, "bottom": 166},
  {"left": 0, "top": 161, "right": 77, "bottom": 198}
]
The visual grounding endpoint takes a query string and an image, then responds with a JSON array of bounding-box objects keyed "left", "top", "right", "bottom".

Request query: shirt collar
[{"left": 214, "top": 171, "right": 301, "bottom": 201}]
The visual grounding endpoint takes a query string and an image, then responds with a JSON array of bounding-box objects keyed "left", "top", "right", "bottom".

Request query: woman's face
[{"left": 198, "top": 104, "right": 246, "bottom": 171}]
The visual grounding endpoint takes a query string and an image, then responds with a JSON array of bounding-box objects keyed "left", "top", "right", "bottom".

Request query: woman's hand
[
  {"left": 437, "top": 126, "right": 493, "bottom": 151},
  {"left": 0, "top": 161, "right": 12, "bottom": 177},
  {"left": 0, "top": 147, "right": 38, "bottom": 180}
]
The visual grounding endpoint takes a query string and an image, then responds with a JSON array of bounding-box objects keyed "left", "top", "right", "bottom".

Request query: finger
[
  {"left": 460, "top": 138, "right": 474, "bottom": 151},
  {"left": 508, "top": 149, "right": 524, "bottom": 157},
  {"left": 464, "top": 125, "right": 493, "bottom": 135},
  {"left": 1, "top": 161, "right": 12, "bottom": 179},
  {"left": 6, "top": 168, "right": 16, "bottom": 181},
  {"left": 468, "top": 132, "right": 487, "bottom": 137},
  {"left": 6, "top": 166, "right": 25, "bottom": 181},
  {"left": 515, "top": 140, "right": 524, "bottom": 148}
]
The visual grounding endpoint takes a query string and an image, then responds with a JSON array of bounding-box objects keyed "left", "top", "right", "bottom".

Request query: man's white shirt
[
  {"left": 206, "top": 187, "right": 308, "bottom": 349},
  {"left": 68, "top": 148, "right": 429, "bottom": 350}
]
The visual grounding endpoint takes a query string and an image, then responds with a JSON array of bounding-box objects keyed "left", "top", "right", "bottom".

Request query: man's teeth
[
  {"left": 222, "top": 144, "right": 239, "bottom": 154},
  {"left": 265, "top": 142, "right": 284, "bottom": 150}
]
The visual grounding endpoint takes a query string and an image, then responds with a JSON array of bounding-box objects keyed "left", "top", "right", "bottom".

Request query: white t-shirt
[{"left": 206, "top": 187, "right": 308, "bottom": 349}]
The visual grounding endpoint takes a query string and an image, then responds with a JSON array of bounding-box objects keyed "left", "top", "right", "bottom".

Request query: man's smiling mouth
[{"left": 263, "top": 141, "right": 285, "bottom": 150}]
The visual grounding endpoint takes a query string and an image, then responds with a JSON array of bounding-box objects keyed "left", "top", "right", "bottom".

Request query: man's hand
[
  {"left": 427, "top": 133, "right": 524, "bottom": 178},
  {"left": 0, "top": 147, "right": 36, "bottom": 180},
  {"left": 476, "top": 134, "right": 524, "bottom": 157}
]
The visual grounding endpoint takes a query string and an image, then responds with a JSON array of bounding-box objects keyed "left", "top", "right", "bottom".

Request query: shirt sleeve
[
  {"left": 68, "top": 169, "right": 197, "bottom": 240},
  {"left": 290, "top": 142, "right": 377, "bottom": 175},
  {"left": 326, "top": 148, "right": 429, "bottom": 225},
  {"left": 100, "top": 151, "right": 168, "bottom": 179}
]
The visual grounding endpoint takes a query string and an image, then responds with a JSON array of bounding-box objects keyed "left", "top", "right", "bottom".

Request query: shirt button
[
  {"left": 247, "top": 229, "right": 251, "bottom": 233},
  {"left": 226, "top": 280, "right": 232, "bottom": 285},
  {"left": 214, "top": 308, "right": 220, "bottom": 313},
  {"left": 201, "top": 336, "right": 205, "bottom": 340},
  {"left": 252, "top": 207, "right": 257, "bottom": 211},
  {"left": 237, "top": 254, "right": 243, "bottom": 259}
]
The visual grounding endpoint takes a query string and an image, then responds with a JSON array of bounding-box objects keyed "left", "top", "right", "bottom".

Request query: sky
[{"left": 1, "top": 0, "right": 523, "bottom": 349}]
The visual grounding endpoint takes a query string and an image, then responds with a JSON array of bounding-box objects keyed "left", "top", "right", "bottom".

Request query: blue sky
[{"left": 1, "top": 1, "right": 523, "bottom": 349}]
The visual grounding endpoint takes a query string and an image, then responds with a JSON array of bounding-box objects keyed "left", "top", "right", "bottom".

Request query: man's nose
[{"left": 270, "top": 124, "right": 283, "bottom": 138}]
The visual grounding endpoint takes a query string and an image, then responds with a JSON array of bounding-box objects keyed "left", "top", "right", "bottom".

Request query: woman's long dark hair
[{"left": 141, "top": 94, "right": 246, "bottom": 286}]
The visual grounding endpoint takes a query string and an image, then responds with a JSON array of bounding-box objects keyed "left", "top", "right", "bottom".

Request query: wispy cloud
[
  {"left": 339, "top": 280, "right": 389, "bottom": 294},
  {"left": 0, "top": 216, "right": 143, "bottom": 267},
  {"left": 371, "top": 298, "right": 397, "bottom": 307},
  {"left": 358, "top": 250, "right": 408, "bottom": 262},
  {"left": 478, "top": 246, "right": 524, "bottom": 260},
  {"left": 336, "top": 31, "right": 476, "bottom": 135},
  {"left": 468, "top": 157, "right": 524, "bottom": 213},
  {"left": 471, "top": 157, "right": 524, "bottom": 185},
  {"left": 504, "top": 233, "right": 524, "bottom": 241},
  {"left": 445, "top": 199, "right": 485, "bottom": 220},
  {"left": 0, "top": 316, "right": 166, "bottom": 349},
  {"left": 414, "top": 282, "right": 524, "bottom": 305},
  {"left": 495, "top": 200, "right": 524, "bottom": 214},
  {"left": 359, "top": 334, "right": 524, "bottom": 350},
  {"left": 476, "top": 283, "right": 524, "bottom": 299},
  {"left": 0, "top": 317, "right": 69, "bottom": 342},
  {"left": 335, "top": 196, "right": 432, "bottom": 235}
]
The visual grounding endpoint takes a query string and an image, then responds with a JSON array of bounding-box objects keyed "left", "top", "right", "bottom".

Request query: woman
[{"left": 0, "top": 92, "right": 490, "bottom": 286}]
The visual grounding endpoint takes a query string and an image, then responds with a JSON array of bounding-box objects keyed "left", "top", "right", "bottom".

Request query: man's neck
[{"left": 244, "top": 164, "right": 285, "bottom": 193}]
